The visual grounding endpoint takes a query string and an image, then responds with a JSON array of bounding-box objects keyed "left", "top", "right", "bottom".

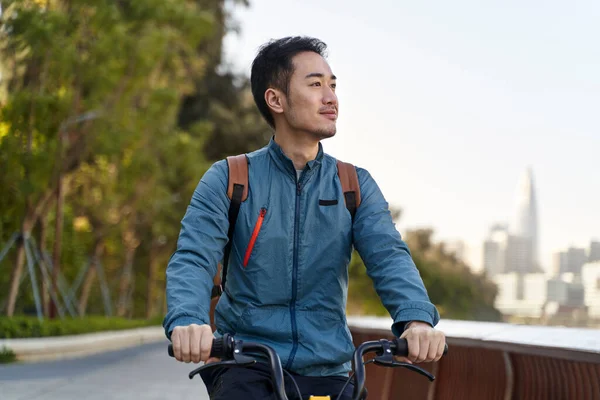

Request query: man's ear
[{"left": 265, "top": 88, "right": 285, "bottom": 115}]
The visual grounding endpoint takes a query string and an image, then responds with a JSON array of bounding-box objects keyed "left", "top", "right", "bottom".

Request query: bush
[
  {"left": 0, "top": 346, "right": 16, "bottom": 363},
  {"left": 0, "top": 316, "right": 163, "bottom": 339}
]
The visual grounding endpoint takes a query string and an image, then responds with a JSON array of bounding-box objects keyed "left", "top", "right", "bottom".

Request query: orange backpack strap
[
  {"left": 226, "top": 154, "right": 249, "bottom": 201},
  {"left": 212, "top": 155, "right": 248, "bottom": 298},
  {"left": 336, "top": 160, "right": 361, "bottom": 219},
  {"left": 210, "top": 154, "right": 249, "bottom": 331}
]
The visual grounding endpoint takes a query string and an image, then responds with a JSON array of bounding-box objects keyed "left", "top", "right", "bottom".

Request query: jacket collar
[{"left": 267, "top": 136, "right": 324, "bottom": 178}]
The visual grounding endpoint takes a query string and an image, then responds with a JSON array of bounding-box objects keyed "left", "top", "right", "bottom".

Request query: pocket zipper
[{"left": 243, "top": 208, "right": 267, "bottom": 267}]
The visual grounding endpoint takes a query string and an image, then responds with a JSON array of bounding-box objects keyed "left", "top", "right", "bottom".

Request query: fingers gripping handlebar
[
  {"left": 168, "top": 333, "right": 288, "bottom": 400},
  {"left": 167, "top": 335, "right": 448, "bottom": 360},
  {"left": 351, "top": 339, "right": 448, "bottom": 399},
  {"left": 168, "top": 334, "right": 448, "bottom": 400}
]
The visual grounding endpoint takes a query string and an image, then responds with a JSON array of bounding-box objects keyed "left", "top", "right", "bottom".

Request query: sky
[{"left": 221, "top": 0, "right": 600, "bottom": 273}]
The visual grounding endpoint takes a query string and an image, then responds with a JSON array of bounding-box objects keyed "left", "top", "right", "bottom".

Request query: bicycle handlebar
[
  {"left": 168, "top": 335, "right": 448, "bottom": 400},
  {"left": 351, "top": 338, "right": 448, "bottom": 399},
  {"left": 168, "top": 333, "right": 288, "bottom": 400}
]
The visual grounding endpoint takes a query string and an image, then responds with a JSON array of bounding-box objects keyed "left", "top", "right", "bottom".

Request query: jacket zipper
[
  {"left": 286, "top": 180, "right": 302, "bottom": 370},
  {"left": 243, "top": 208, "right": 267, "bottom": 267}
]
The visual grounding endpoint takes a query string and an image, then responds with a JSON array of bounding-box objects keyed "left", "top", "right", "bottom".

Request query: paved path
[{"left": 0, "top": 340, "right": 210, "bottom": 400}]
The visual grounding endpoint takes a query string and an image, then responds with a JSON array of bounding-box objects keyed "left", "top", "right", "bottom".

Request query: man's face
[{"left": 282, "top": 51, "right": 338, "bottom": 140}]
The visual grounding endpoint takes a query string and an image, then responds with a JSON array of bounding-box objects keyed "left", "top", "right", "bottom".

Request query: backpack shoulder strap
[
  {"left": 226, "top": 154, "right": 249, "bottom": 201},
  {"left": 336, "top": 160, "right": 361, "bottom": 220},
  {"left": 212, "top": 154, "right": 248, "bottom": 298}
]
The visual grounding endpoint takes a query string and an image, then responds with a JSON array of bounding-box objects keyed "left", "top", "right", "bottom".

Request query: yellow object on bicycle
[{"left": 308, "top": 397, "right": 331, "bottom": 400}]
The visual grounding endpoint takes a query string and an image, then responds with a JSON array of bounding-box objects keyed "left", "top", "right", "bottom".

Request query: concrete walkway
[
  {"left": 0, "top": 326, "right": 166, "bottom": 363},
  {"left": 0, "top": 340, "right": 210, "bottom": 400}
]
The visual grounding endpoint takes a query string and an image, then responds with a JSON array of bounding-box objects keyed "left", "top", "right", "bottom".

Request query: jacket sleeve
[
  {"left": 352, "top": 167, "right": 440, "bottom": 337},
  {"left": 162, "top": 160, "right": 230, "bottom": 339}
]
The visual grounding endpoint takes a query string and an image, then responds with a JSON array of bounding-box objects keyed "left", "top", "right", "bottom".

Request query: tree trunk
[
  {"left": 161, "top": 292, "right": 168, "bottom": 317},
  {"left": 39, "top": 218, "right": 51, "bottom": 316},
  {"left": 50, "top": 130, "right": 65, "bottom": 319},
  {"left": 6, "top": 237, "right": 26, "bottom": 316},
  {"left": 78, "top": 240, "right": 104, "bottom": 316},
  {"left": 146, "top": 242, "right": 158, "bottom": 319},
  {"left": 50, "top": 170, "right": 65, "bottom": 319},
  {"left": 7, "top": 101, "right": 36, "bottom": 317},
  {"left": 78, "top": 267, "right": 96, "bottom": 317},
  {"left": 5, "top": 190, "right": 55, "bottom": 317},
  {"left": 127, "top": 274, "right": 135, "bottom": 319},
  {"left": 117, "top": 244, "right": 136, "bottom": 317}
]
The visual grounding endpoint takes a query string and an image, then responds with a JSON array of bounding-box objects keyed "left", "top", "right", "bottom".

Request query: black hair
[{"left": 250, "top": 36, "right": 328, "bottom": 129}]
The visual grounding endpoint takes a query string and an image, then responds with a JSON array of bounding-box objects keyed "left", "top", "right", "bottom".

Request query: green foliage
[
  {"left": 348, "top": 227, "right": 502, "bottom": 322},
  {"left": 0, "top": 316, "right": 163, "bottom": 338},
  {"left": 348, "top": 252, "right": 389, "bottom": 317},
  {"left": 179, "top": 71, "right": 272, "bottom": 160},
  {"left": 0, "top": 346, "right": 16, "bottom": 364}
]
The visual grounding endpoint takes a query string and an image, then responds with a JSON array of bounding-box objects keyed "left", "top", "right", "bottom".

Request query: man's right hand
[{"left": 170, "top": 324, "right": 219, "bottom": 364}]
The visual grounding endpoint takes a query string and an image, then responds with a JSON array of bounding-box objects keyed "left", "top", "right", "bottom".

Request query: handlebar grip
[
  {"left": 393, "top": 338, "right": 448, "bottom": 357},
  {"left": 168, "top": 334, "right": 231, "bottom": 359}
]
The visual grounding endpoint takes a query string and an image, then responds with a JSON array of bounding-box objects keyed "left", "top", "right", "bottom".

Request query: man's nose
[{"left": 323, "top": 87, "right": 338, "bottom": 106}]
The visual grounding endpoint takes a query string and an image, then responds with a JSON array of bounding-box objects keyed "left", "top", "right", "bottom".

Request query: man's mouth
[{"left": 320, "top": 110, "right": 337, "bottom": 120}]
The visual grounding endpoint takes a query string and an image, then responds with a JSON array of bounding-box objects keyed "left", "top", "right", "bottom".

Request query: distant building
[
  {"left": 552, "top": 252, "right": 568, "bottom": 276},
  {"left": 483, "top": 224, "right": 509, "bottom": 276},
  {"left": 554, "top": 247, "right": 587, "bottom": 275},
  {"left": 547, "top": 273, "right": 585, "bottom": 307},
  {"left": 505, "top": 235, "right": 534, "bottom": 274},
  {"left": 493, "top": 272, "right": 547, "bottom": 318},
  {"left": 511, "top": 167, "right": 539, "bottom": 272},
  {"left": 589, "top": 241, "right": 600, "bottom": 262},
  {"left": 582, "top": 262, "right": 600, "bottom": 319},
  {"left": 483, "top": 224, "right": 537, "bottom": 276},
  {"left": 482, "top": 167, "right": 540, "bottom": 277}
]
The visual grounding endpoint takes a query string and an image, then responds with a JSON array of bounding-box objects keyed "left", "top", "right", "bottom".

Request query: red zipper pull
[{"left": 243, "top": 208, "right": 267, "bottom": 267}]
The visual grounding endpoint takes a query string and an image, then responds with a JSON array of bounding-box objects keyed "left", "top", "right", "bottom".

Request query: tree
[{"left": 0, "top": 0, "right": 214, "bottom": 316}]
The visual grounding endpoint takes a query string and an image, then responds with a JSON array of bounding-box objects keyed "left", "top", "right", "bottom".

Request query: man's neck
[{"left": 274, "top": 132, "right": 320, "bottom": 171}]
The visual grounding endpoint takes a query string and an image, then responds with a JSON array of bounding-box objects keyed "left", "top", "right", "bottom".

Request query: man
[{"left": 163, "top": 36, "right": 445, "bottom": 399}]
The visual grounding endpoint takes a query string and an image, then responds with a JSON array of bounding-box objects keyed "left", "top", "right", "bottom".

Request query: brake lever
[
  {"left": 188, "top": 338, "right": 257, "bottom": 380},
  {"left": 372, "top": 358, "right": 436, "bottom": 381},
  {"left": 371, "top": 339, "right": 436, "bottom": 381},
  {"left": 188, "top": 355, "right": 257, "bottom": 380}
]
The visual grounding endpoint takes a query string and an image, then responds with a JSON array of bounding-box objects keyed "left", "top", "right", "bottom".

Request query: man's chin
[{"left": 312, "top": 127, "right": 337, "bottom": 140}]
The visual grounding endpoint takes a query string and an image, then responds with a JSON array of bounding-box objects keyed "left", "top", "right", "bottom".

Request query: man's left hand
[{"left": 396, "top": 321, "right": 446, "bottom": 364}]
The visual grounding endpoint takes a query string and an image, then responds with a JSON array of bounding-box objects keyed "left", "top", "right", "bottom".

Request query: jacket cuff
[
  {"left": 391, "top": 308, "right": 436, "bottom": 337},
  {"left": 392, "top": 319, "right": 434, "bottom": 336},
  {"left": 164, "top": 316, "right": 207, "bottom": 340}
]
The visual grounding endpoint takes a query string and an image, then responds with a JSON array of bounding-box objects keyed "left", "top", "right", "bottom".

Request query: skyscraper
[
  {"left": 511, "top": 167, "right": 539, "bottom": 272},
  {"left": 554, "top": 247, "right": 588, "bottom": 275},
  {"left": 589, "top": 240, "right": 600, "bottom": 262},
  {"left": 483, "top": 224, "right": 509, "bottom": 276}
]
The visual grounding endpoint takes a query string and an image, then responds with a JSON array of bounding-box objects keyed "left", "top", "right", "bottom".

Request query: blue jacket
[{"left": 163, "top": 138, "right": 440, "bottom": 377}]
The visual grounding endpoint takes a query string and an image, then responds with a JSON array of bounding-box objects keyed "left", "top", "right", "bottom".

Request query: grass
[
  {"left": 0, "top": 346, "right": 16, "bottom": 363},
  {"left": 0, "top": 315, "right": 163, "bottom": 339}
]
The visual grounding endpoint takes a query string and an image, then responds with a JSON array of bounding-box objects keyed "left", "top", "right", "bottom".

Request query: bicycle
[{"left": 168, "top": 332, "right": 448, "bottom": 400}]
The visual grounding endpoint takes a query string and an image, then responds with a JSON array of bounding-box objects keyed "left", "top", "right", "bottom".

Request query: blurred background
[{"left": 1, "top": 0, "right": 599, "bottom": 340}]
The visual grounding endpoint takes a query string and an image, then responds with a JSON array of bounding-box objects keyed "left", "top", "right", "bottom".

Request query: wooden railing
[{"left": 347, "top": 317, "right": 600, "bottom": 400}]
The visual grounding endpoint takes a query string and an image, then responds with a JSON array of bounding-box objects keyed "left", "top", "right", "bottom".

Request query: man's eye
[
  {"left": 311, "top": 82, "right": 321, "bottom": 87},
  {"left": 331, "top": 83, "right": 337, "bottom": 89}
]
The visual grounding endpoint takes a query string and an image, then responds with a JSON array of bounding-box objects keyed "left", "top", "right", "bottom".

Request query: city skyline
[{"left": 481, "top": 167, "right": 596, "bottom": 275}]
